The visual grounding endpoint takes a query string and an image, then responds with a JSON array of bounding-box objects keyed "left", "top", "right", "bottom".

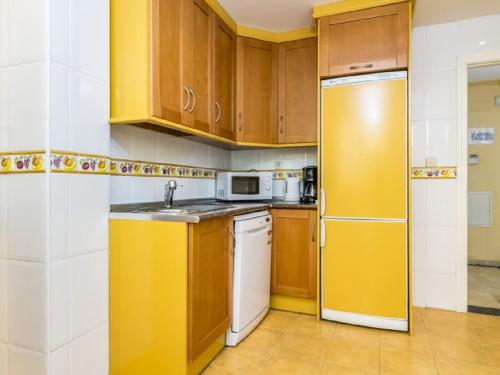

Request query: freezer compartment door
[
  {"left": 321, "top": 77, "right": 407, "bottom": 219},
  {"left": 322, "top": 220, "right": 407, "bottom": 323}
]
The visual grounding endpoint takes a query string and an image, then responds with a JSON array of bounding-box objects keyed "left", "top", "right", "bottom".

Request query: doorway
[{"left": 466, "top": 63, "right": 500, "bottom": 315}]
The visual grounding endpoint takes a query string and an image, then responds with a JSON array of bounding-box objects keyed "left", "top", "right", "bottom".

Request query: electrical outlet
[{"left": 274, "top": 160, "right": 283, "bottom": 170}]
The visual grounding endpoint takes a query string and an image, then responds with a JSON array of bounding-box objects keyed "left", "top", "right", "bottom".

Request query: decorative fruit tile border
[
  {"left": 110, "top": 158, "right": 217, "bottom": 179},
  {"left": 0, "top": 151, "right": 45, "bottom": 173},
  {"left": 51, "top": 151, "right": 110, "bottom": 174},
  {"left": 272, "top": 170, "right": 303, "bottom": 180},
  {"left": 411, "top": 167, "right": 457, "bottom": 179}
]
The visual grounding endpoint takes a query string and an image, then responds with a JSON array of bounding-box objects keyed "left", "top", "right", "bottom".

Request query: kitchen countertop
[{"left": 110, "top": 199, "right": 317, "bottom": 223}]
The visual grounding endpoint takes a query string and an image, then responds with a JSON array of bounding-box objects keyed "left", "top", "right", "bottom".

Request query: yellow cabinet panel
[
  {"left": 322, "top": 77, "right": 407, "bottom": 219},
  {"left": 322, "top": 220, "right": 407, "bottom": 319}
]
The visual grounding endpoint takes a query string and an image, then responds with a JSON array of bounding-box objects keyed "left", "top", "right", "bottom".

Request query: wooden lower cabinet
[
  {"left": 271, "top": 209, "right": 317, "bottom": 299},
  {"left": 188, "top": 216, "right": 233, "bottom": 361}
]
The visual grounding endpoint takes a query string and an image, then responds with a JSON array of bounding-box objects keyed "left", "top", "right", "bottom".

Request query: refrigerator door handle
[
  {"left": 320, "top": 188, "right": 325, "bottom": 216},
  {"left": 320, "top": 220, "right": 325, "bottom": 248}
]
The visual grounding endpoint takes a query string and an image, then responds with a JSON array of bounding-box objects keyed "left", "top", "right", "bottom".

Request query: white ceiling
[
  {"left": 218, "top": 0, "right": 500, "bottom": 32},
  {"left": 469, "top": 64, "right": 500, "bottom": 83}
]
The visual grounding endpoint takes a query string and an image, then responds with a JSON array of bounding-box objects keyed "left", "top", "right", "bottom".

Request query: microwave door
[{"left": 232, "top": 176, "right": 260, "bottom": 195}]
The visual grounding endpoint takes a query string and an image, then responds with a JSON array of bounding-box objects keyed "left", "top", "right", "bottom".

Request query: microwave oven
[{"left": 216, "top": 171, "right": 273, "bottom": 201}]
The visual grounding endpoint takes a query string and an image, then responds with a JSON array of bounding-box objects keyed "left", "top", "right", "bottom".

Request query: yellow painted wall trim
[
  {"left": 313, "top": 0, "right": 409, "bottom": 18},
  {"left": 237, "top": 25, "right": 317, "bottom": 43},
  {"left": 205, "top": 0, "right": 238, "bottom": 31},
  {"left": 271, "top": 295, "right": 318, "bottom": 316}
]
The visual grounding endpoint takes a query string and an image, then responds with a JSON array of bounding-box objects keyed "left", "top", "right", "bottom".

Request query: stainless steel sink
[{"left": 129, "top": 204, "right": 235, "bottom": 215}]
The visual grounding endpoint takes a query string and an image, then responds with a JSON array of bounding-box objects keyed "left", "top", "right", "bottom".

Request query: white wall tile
[
  {"left": 411, "top": 180, "right": 427, "bottom": 226},
  {"left": 49, "top": 173, "right": 69, "bottom": 260},
  {"left": 6, "top": 61, "right": 47, "bottom": 151},
  {"left": 426, "top": 226, "right": 457, "bottom": 275},
  {"left": 110, "top": 176, "right": 131, "bottom": 205},
  {"left": 7, "top": 261, "right": 47, "bottom": 351},
  {"left": 412, "top": 271, "right": 426, "bottom": 307},
  {"left": 231, "top": 150, "right": 259, "bottom": 170},
  {"left": 0, "top": 261, "right": 5, "bottom": 343},
  {"left": 70, "top": 325, "right": 108, "bottom": 375},
  {"left": 410, "top": 74, "right": 426, "bottom": 121},
  {"left": 426, "top": 22, "right": 458, "bottom": 73},
  {"left": 412, "top": 225, "right": 426, "bottom": 273},
  {"left": 258, "top": 150, "right": 276, "bottom": 170},
  {"left": 427, "top": 118, "right": 457, "bottom": 166},
  {"left": 50, "top": 259, "right": 69, "bottom": 350},
  {"left": 0, "top": 343, "right": 6, "bottom": 375},
  {"left": 426, "top": 70, "right": 456, "bottom": 120},
  {"left": 411, "top": 27, "right": 427, "bottom": 75},
  {"left": 0, "top": 0, "right": 6, "bottom": 68},
  {"left": 49, "top": 62, "right": 69, "bottom": 150},
  {"left": 131, "top": 127, "right": 157, "bottom": 162},
  {"left": 411, "top": 121, "right": 427, "bottom": 166},
  {"left": 49, "top": 0, "right": 69, "bottom": 65},
  {"left": 49, "top": 346, "right": 69, "bottom": 375},
  {"left": 68, "top": 174, "right": 109, "bottom": 256},
  {"left": 70, "top": 251, "right": 108, "bottom": 340},
  {"left": 6, "top": 174, "right": 47, "bottom": 261},
  {"left": 0, "top": 176, "right": 6, "bottom": 258},
  {"left": 110, "top": 126, "right": 132, "bottom": 160},
  {"left": 69, "top": 0, "right": 109, "bottom": 81},
  {"left": 68, "top": 69, "right": 109, "bottom": 155},
  {"left": 7, "top": 346, "right": 46, "bottom": 375},
  {"left": 426, "top": 180, "right": 457, "bottom": 227},
  {"left": 426, "top": 273, "right": 456, "bottom": 310},
  {"left": 0, "top": 69, "right": 6, "bottom": 150},
  {"left": 156, "top": 133, "right": 178, "bottom": 165},
  {"left": 131, "top": 177, "right": 157, "bottom": 203},
  {"left": 6, "top": 0, "right": 48, "bottom": 65}
]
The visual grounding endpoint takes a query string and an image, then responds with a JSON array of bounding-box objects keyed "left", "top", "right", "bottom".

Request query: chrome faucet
[{"left": 164, "top": 180, "right": 181, "bottom": 208}]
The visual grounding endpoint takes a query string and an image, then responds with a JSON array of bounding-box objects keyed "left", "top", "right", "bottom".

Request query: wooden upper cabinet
[
  {"left": 236, "top": 37, "right": 278, "bottom": 144},
  {"left": 278, "top": 38, "right": 317, "bottom": 144},
  {"left": 152, "top": 0, "right": 186, "bottom": 124},
  {"left": 271, "top": 209, "right": 317, "bottom": 299},
  {"left": 319, "top": 2, "right": 409, "bottom": 77},
  {"left": 188, "top": 216, "right": 233, "bottom": 361},
  {"left": 213, "top": 16, "right": 236, "bottom": 140}
]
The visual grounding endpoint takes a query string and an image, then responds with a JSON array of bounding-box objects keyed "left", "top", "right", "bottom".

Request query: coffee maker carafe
[{"left": 301, "top": 166, "right": 317, "bottom": 203}]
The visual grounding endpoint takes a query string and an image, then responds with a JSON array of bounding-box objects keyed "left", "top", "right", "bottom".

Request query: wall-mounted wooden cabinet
[
  {"left": 236, "top": 37, "right": 278, "bottom": 144},
  {"left": 112, "top": 0, "right": 318, "bottom": 147},
  {"left": 319, "top": 2, "right": 409, "bottom": 77},
  {"left": 271, "top": 209, "right": 317, "bottom": 299},
  {"left": 278, "top": 38, "right": 317, "bottom": 143}
]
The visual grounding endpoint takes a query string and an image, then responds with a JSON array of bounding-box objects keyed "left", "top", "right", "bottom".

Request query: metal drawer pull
[
  {"left": 189, "top": 89, "right": 196, "bottom": 113},
  {"left": 183, "top": 86, "right": 190, "bottom": 111},
  {"left": 215, "top": 102, "right": 221, "bottom": 123},
  {"left": 350, "top": 64, "right": 374, "bottom": 70}
]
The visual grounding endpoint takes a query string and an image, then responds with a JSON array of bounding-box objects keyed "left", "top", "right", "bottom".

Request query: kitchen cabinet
[
  {"left": 271, "top": 209, "right": 317, "bottom": 299},
  {"left": 213, "top": 16, "right": 236, "bottom": 139},
  {"left": 236, "top": 37, "right": 278, "bottom": 144},
  {"left": 319, "top": 2, "right": 409, "bottom": 77},
  {"left": 152, "top": 0, "right": 213, "bottom": 132},
  {"left": 188, "top": 216, "right": 233, "bottom": 360},
  {"left": 278, "top": 38, "right": 317, "bottom": 143}
]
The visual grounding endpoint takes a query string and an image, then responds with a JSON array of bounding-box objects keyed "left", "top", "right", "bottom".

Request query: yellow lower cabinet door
[{"left": 322, "top": 220, "right": 407, "bottom": 330}]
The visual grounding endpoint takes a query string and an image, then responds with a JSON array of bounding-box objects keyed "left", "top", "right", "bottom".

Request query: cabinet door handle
[
  {"left": 215, "top": 102, "right": 221, "bottom": 123},
  {"left": 183, "top": 86, "right": 190, "bottom": 111},
  {"left": 311, "top": 218, "right": 316, "bottom": 242},
  {"left": 279, "top": 115, "right": 284, "bottom": 134},
  {"left": 349, "top": 63, "right": 374, "bottom": 70},
  {"left": 189, "top": 89, "right": 196, "bottom": 113},
  {"left": 238, "top": 113, "right": 242, "bottom": 132},
  {"left": 320, "top": 220, "right": 325, "bottom": 248},
  {"left": 320, "top": 188, "right": 325, "bottom": 216}
]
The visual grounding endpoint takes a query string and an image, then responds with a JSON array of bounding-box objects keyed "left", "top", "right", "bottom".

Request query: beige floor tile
[
  {"left": 471, "top": 326, "right": 500, "bottom": 347},
  {"left": 275, "top": 332, "right": 330, "bottom": 363},
  {"left": 424, "top": 319, "right": 480, "bottom": 342},
  {"left": 289, "top": 315, "right": 336, "bottom": 340},
  {"left": 260, "top": 310, "right": 299, "bottom": 331},
  {"left": 324, "top": 337, "right": 380, "bottom": 373},
  {"left": 210, "top": 346, "right": 272, "bottom": 374},
  {"left": 237, "top": 326, "right": 284, "bottom": 352},
  {"left": 429, "top": 336, "right": 493, "bottom": 367},
  {"left": 466, "top": 313, "right": 500, "bottom": 329},
  {"left": 481, "top": 345, "right": 500, "bottom": 368},
  {"left": 201, "top": 366, "right": 246, "bottom": 375},
  {"left": 334, "top": 323, "right": 381, "bottom": 345},
  {"left": 380, "top": 347, "right": 437, "bottom": 374},
  {"left": 380, "top": 330, "right": 431, "bottom": 355},
  {"left": 421, "top": 308, "right": 466, "bottom": 326},
  {"left": 436, "top": 358, "right": 500, "bottom": 375},
  {"left": 321, "top": 362, "right": 378, "bottom": 374},
  {"left": 260, "top": 353, "right": 322, "bottom": 375}
]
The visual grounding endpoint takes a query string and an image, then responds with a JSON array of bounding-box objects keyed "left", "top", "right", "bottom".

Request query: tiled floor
[
  {"left": 203, "top": 308, "right": 500, "bottom": 374},
  {"left": 469, "top": 265, "right": 500, "bottom": 309}
]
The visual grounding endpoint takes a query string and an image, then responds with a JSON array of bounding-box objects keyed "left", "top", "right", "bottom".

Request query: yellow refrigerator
[{"left": 320, "top": 71, "right": 409, "bottom": 331}]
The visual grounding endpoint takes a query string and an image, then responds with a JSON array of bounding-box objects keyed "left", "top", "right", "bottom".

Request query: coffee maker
[{"left": 301, "top": 166, "right": 317, "bottom": 203}]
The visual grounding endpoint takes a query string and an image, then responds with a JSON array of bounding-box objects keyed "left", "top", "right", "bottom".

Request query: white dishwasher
[{"left": 226, "top": 210, "right": 272, "bottom": 346}]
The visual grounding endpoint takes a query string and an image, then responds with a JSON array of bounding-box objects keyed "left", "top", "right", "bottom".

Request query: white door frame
[{"left": 456, "top": 51, "right": 500, "bottom": 312}]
